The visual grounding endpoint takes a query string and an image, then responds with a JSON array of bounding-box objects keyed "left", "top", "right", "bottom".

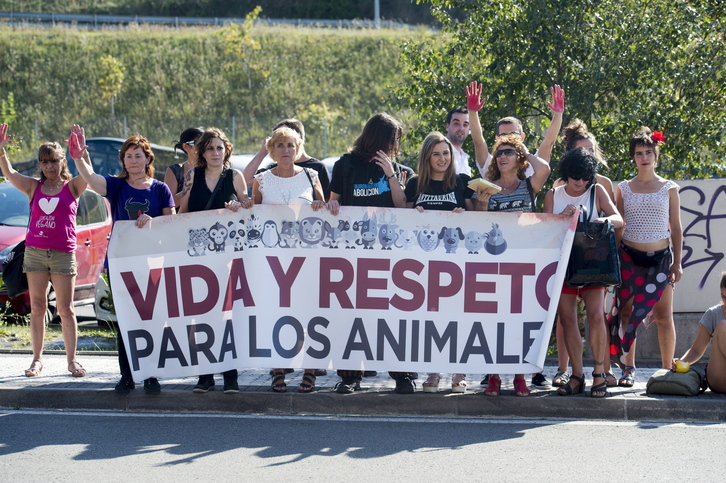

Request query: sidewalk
[{"left": 1, "top": 351, "right": 724, "bottom": 422}]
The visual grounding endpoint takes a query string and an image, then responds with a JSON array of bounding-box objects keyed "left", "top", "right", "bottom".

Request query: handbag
[
  {"left": 646, "top": 366, "right": 708, "bottom": 396},
  {"left": 565, "top": 187, "right": 621, "bottom": 287},
  {"left": 2, "top": 240, "right": 28, "bottom": 299}
]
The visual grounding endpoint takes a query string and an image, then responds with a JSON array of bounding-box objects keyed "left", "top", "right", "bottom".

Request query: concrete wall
[{"left": 675, "top": 179, "right": 726, "bottom": 313}]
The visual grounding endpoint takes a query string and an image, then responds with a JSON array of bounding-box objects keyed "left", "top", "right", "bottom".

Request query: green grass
[
  {"left": 0, "top": 317, "right": 118, "bottom": 351},
  {"left": 0, "top": 23, "right": 431, "bottom": 162}
]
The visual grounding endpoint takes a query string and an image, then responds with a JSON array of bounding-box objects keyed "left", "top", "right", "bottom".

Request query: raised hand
[
  {"left": 547, "top": 85, "right": 565, "bottom": 113},
  {"left": 66, "top": 125, "right": 88, "bottom": 160},
  {"left": 466, "top": 81, "right": 486, "bottom": 112},
  {"left": 67, "top": 132, "right": 88, "bottom": 160},
  {"left": 70, "top": 124, "right": 86, "bottom": 149},
  {"left": 0, "top": 123, "right": 10, "bottom": 149}
]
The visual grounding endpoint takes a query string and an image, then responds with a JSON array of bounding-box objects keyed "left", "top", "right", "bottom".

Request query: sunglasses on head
[{"left": 495, "top": 148, "right": 517, "bottom": 157}]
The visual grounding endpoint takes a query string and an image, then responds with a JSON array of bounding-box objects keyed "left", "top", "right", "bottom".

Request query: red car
[{"left": 0, "top": 180, "right": 112, "bottom": 323}]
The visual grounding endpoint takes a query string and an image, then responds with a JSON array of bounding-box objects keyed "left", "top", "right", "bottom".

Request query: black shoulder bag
[{"left": 565, "top": 186, "right": 621, "bottom": 287}]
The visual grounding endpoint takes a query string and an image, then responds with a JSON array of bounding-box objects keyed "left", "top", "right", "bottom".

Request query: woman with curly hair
[
  {"left": 607, "top": 127, "right": 683, "bottom": 387},
  {"left": 178, "top": 128, "right": 252, "bottom": 394},
  {"left": 544, "top": 148, "right": 622, "bottom": 397},
  {"left": 467, "top": 85, "right": 551, "bottom": 396}
]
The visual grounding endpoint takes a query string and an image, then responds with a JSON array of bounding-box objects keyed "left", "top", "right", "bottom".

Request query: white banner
[{"left": 108, "top": 206, "right": 577, "bottom": 380}]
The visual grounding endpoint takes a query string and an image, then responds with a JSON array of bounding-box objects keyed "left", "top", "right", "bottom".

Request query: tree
[
  {"left": 217, "top": 5, "right": 266, "bottom": 90},
  {"left": 394, "top": 0, "right": 726, "bottom": 180},
  {"left": 98, "top": 54, "right": 125, "bottom": 124}
]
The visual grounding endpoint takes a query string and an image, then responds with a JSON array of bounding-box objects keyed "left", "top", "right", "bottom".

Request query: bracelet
[{"left": 386, "top": 173, "right": 396, "bottom": 180}]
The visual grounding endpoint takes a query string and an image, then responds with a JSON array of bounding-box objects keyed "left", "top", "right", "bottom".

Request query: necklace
[
  {"left": 499, "top": 178, "right": 520, "bottom": 193},
  {"left": 45, "top": 179, "right": 63, "bottom": 192}
]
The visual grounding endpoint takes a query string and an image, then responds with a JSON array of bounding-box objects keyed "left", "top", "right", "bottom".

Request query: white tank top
[
  {"left": 620, "top": 179, "right": 678, "bottom": 243},
  {"left": 552, "top": 184, "right": 597, "bottom": 221},
  {"left": 255, "top": 168, "right": 317, "bottom": 205}
]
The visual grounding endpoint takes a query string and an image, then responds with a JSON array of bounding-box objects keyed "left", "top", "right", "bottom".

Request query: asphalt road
[{"left": 1, "top": 411, "right": 724, "bottom": 481}]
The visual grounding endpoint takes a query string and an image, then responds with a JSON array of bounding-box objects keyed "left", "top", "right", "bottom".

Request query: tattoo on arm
[{"left": 180, "top": 171, "right": 193, "bottom": 197}]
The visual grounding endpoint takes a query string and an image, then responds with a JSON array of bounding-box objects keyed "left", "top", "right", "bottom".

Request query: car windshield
[{"left": 0, "top": 182, "right": 30, "bottom": 227}]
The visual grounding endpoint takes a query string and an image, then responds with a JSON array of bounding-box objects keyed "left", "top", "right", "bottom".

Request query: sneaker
[
  {"left": 531, "top": 373, "right": 550, "bottom": 388},
  {"left": 394, "top": 376, "right": 415, "bottom": 394},
  {"left": 114, "top": 376, "right": 135, "bottom": 395},
  {"left": 223, "top": 370, "right": 239, "bottom": 394},
  {"left": 193, "top": 374, "right": 215, "bottom": 393},
  {"left": 335, "top": 377, "right": 361, "bottom": 394},
  {"left": 144, "top": 378, "right": 161, "bottom": 394}
]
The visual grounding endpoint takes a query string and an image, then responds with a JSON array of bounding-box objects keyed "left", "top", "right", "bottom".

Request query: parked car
[{"left": 0, "top": 180, "right": 112, "bottom": 323}]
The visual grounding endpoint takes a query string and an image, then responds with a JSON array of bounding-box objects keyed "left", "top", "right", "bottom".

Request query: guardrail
[{"left": 0, "top": 11, "right": 410, "bottom": 29}]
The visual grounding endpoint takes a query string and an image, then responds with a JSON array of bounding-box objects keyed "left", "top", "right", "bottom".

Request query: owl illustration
[
  {"left": 261, "top": 220, "right": 280, "bottom": 248},
  {"left": 417, "top": 225, "right": 440, "bottom": 252}
]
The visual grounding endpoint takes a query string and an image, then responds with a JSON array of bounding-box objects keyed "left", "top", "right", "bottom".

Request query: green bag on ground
[{"left": 646, "top": 366, "right": 708, "bottom": 396}]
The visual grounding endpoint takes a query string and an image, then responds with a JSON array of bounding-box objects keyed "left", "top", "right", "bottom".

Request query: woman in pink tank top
[{"left": 0, "top": 124, "right": 89, "bottom": 378}]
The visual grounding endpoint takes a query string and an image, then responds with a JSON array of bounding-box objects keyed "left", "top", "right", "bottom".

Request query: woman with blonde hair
[{"left": 405, "top": 131, "right": 474, "bottom": 393}]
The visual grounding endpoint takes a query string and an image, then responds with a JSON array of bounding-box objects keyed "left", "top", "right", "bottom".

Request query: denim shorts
[{"left": 23, "top": 246, "right": 77, "bottom": 276}]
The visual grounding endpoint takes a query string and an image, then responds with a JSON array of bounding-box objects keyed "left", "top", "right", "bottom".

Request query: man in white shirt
[{"left": 445, "top": 107, "right": 472, "bottom": 176}]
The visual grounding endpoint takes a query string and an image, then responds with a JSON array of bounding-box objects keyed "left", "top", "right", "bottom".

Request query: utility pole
[{"left": 374, "top": 0, "right": 380, "bottom": 29}]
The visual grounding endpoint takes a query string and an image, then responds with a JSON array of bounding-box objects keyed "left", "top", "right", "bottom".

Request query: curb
[{"left": 1, "top": 386, "right": 724, "bottom": 422}]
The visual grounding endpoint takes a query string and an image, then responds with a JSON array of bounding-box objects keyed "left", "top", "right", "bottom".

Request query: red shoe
[
  {"left": 513, "top": 377, "right": 530, "bottom": 397},
  {"left": 484, "top": 375, "right": 501, "bottom": 396}
]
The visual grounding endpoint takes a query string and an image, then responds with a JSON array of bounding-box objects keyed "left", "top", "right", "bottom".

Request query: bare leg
[
  {"left": 583, "top": 289, "right": 607, "bottom": 395},
  {"left": 651, "top": 284, "right": 676, "bottom": 369},
  {"left": 557, "top": 293, "right": 585, "bottom": 394},
  {"left": 706, "top": 321, "right": 726, "bottom": 393},
  {"left": 555, "top": 315, "right": 570, "bottom": 374},
  {"left": 50, "top": 272, "right": 78, "bottom": 368},
  {"left": 26, "top": 272, "right": 50, "bottom": 364}
]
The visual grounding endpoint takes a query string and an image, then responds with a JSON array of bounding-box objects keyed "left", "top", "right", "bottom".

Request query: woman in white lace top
[
  {"left": 607, "top": 127, "right": 683, "bottom": 388},
  {"left": 252, "top": 126, "right": 325, "bottom": 393}
]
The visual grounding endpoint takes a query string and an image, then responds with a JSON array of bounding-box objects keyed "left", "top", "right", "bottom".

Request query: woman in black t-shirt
[{"left": 405, "top": 131, "right": 473, "bottom": 394}]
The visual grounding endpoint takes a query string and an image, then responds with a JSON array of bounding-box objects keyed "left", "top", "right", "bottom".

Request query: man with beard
[{"left": 445, "top": 107, "right": 472, "bottom": 176}]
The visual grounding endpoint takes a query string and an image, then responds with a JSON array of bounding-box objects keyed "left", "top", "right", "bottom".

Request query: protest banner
[{"left": 108, "top": 205, "right": 577, "bottom": 380}]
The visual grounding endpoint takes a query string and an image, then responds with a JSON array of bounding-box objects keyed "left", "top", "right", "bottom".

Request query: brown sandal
[
  {"left": 25, "top": 359, "right": 43, "bottom": 377},
  {"left": 68, "top": 361, "right": 87, "bottom": 377}
]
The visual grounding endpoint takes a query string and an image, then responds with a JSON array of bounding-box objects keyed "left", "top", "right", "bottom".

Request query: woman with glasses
[
  {"left": 164, "top": 127, "right": 203, "bottom": 209},
  {"left": 0, "top": 123, "right": 89, "bottom": 378},
  {"left": 466, "top": 84, "right": 551, "bottom": 396},
  {"left": 544, "top": 147, "right": 622, "bottom": 397}
]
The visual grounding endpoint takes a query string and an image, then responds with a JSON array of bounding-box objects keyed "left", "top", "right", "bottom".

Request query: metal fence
[{"left": 0, "top": 11, "right": 410, "bottom": 29}]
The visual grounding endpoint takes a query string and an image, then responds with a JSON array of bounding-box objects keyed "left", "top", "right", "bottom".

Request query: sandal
[
  {"left": 451, "top": 373, "right": 467, "bottom": 393},
  {"left": 552, "top": 371, "right": 570, "bottom": 387},
  {"left": 484, "top": 375, "right": 501, "bottom": 396},
  {"left": 557, "top": 374, "right": 585, "bottom": 395},
  {"left": 590, "top": 372, "right": 608, "bottom": 398},
  {"left": 24, "top": 359, "right": 43, "bottom": 377},
  {"left": 271, "top": 370, "right": 287, "bottom": 392},
  {"left": 604, "top": 371, "right": 618, "bottom": 387},
  {"left": 298, "top": 371, "right": 316, "bottom": 393},
  {"left": 513, "top": 377, "right": 530, "bottom": 397},
  {"left": 618, "top": 366, "right": 636, "bottom": 387},
  {"left": 68, "top": 361, "right": 86, "bottom": 377},
  {"left": 422, "top": 373, "right": 441, "bottom": 393}
]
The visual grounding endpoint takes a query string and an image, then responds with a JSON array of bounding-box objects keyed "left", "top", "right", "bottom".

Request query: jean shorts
[{"left": 23, "top": 246, "right": 77, "bottom": 276}]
